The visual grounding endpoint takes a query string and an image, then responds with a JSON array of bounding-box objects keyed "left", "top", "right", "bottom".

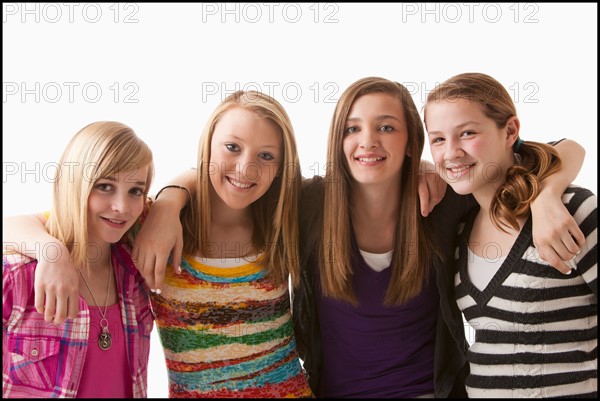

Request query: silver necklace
[{"left": 79, "top": 259, "right": 113, "bottom": 351}]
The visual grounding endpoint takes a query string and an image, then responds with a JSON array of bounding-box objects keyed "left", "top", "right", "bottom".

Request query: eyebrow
[
  {"left": 100, "top": 176, "right": 147, "bottom": 186},
  {"left": 346, "top": 115, "right": 402, "bottom": 123},
  {"left": 427, "top": 121, "right": 481, "bottom": 135},
  {"left": 226, "top": 135, "right": 279, "bottom": 149}
]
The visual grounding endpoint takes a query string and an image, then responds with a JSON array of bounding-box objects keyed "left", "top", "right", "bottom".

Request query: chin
[
  {"left": 449, "top": 184, "right": 474, "bottom": 196},
  {"left": 223, "top": 197, "right": 256, "bottom": 210}
]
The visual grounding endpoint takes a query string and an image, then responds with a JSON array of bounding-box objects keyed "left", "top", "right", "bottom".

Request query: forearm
[
  {"left": 2, "top": 213, "right": 65, "bottom": 260},
  {"left": 539, "top": 139, "right": 585, "bottom": 196},
  {"left": 153, "top": 168, "right": 197, "bottom": 211},
  {"left": 530, "top": 139, "right": 586, "bottom": 272}
]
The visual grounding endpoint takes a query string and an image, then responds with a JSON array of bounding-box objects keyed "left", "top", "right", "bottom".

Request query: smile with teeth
[
  {"left": 446, "top": 163, "right": 475, "bottom": 173},
  {"left": 356, "top": 156, "right": 385, "bottom": 162},
  {"left": 227, "top": 176, "right": 254, "bottom": 189},
  {"left": 101, "top": 217, "right": 126, "bottom": 225}
]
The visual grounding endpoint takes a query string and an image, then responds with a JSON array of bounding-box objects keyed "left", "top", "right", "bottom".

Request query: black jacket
[{"left": 292, "top": 176, "right": 471, "bottom": 397}]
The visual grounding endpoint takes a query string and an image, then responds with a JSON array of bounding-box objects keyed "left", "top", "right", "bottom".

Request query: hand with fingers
[
  {"left": 531, "top": 189, "right": 585, "bottom": 274},
  {"left": 132, "top": 200, "right": 185, "bottom": 293},
  {"left": 33, "top": 241, "right": 80, "bottom": 324},
  {"left": 419, "top": 160, "right": 447, "bottom": 217}
]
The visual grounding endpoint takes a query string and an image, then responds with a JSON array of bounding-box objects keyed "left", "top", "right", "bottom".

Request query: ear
[{"left": 505, "top": 116, "right": 520, "bottom": 148}]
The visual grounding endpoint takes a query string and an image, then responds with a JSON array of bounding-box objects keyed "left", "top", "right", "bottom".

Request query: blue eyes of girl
[
  {"left": 430, "top": 131, "right": 476, "bottom": 144},
  {"left": 95, "top": 183, "right": 144, "bottom": 196},
  {"left": 224, "top": 143, "right": 275, "bottom": 161},
  {"left": 344, "top": 125, "right": 394, "bottom": 135}
]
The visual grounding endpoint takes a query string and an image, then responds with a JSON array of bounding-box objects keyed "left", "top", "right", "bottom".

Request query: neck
[
  {"left": 473, "top": 155, "right": 517, "bottom": 213},
  {"left": 350, "top": 182, "right": 400, "bottom": 223},
  {"left": 85, "top": 242, "right": 112, "bottom": 272},
  {"left": 347, "top": 182, "right": 400, "bottom": 253},
  {"left": 209, "top": 186, "right": 253, "bottom": 228},
  {"left": 78, "top": 245, "right": 117, "bottom": 307}
]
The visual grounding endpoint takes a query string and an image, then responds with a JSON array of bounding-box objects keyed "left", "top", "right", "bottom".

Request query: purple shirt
[{"left": 317, "top": 237, "right": 439, "bottom": 398}]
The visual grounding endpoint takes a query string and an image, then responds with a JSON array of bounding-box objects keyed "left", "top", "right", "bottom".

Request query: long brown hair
[
  {"left": 425, "top": 72, "right": 562, "bottom": 232},
  {"left": 321, "top": 77, "right": 437, "bottom": 305},
  {"left": 181, "top": 91, "right": 301, "bottom": 286}
]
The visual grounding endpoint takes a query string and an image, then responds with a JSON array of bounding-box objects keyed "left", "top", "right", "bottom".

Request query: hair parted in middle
[
  {"left": 181, "top": 90, "right": 301, "bottom": 286},
  {"left": 321, "top": 76, "right": 439, "bottom": 306}
]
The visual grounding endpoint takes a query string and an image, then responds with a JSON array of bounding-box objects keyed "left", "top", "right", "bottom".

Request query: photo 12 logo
[
  {"left": 402, "top": 81, "right": 540, "bottom": 104},
  {"left": 3, "top": 161, "right": 145, "bottom": 185},
  {"left": 201, "top": 3, "right": 339, "bottom": 23},
  {"left": 400, "top": 3, "right": 539, "bottom": 23},
  {"left": 3, "top": 3, "right": 140, "bottom": 23},
  {"left": 201, "top": 81, "right": 340, "bottom": 104},
  {"left": 3, "top": 82, "right": 140, "bottom": 104}
]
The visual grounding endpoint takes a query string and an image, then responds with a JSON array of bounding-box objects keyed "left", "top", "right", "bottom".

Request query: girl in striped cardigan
[{"left": 424, "top": 72, "right": 597, "bottom": 398}]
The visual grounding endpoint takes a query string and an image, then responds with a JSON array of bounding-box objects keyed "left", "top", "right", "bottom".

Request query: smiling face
[
  {"left": 426, "top": 98, "right": 518, "bottom": 199},
  {"left": 209, "top": 107, "right": 282, "bottom": 210},
  {"left": 342, "top": 92, "right": 408, "bottom": 188},
  {"left": 87, "top": 165, "right": 149, "bottom": 247}
]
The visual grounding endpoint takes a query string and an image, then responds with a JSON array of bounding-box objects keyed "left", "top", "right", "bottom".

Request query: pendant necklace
[{"left": 79, "top": 259, "right": 113, "bottom": 351}]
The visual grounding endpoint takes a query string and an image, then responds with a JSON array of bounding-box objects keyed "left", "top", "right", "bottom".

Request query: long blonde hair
[
  {"left": 182, "top": 91, "right": 301, "bottom": 286},
  {"left": 321, "top": 77, "right": 437, "bottom": 305},
  {"left": 425, "top": 72, "right": 562, "bottom": 232},
  {"left": 46, "top": 121, "right": 154, "bottom": 267}
]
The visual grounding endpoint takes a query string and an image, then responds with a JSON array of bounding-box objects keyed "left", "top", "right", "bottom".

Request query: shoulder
[
  {"left": 428, "top": 186, "right": 475, "bottom": 226},
  {"left": 301, "top": 175, "right": 325, "bottom": 197},
  {"left": 112, "top": 242, "right": 140, "bottom": 277},
  {"left": 112, "top": 243, "right": 151, "bottom": 301},
  {"left": 562, "top": 186, "right": 597, "bottom": 232},
  {"left": 299, "top": 176, "right": 325, "bottom": 220},
  {"left": 3, "top": 252, "right": 37, "bottom": 275},
  {"left": 122, "top": 196, "right": 153, "bottom": 247},
  {"left": 562, "top": 186, "right": 597, "bottom": 216},
  {"left": 547, "top": 138, "right": 566, "bottom": 147},
  {"left": 298, "top": 176, "right": 325, "bottom": 254},
  {"left": 2, "top": 253, "right": 37, "bottom": 311}
]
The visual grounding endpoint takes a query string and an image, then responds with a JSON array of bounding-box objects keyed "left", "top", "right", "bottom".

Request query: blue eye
[
  {"left": 379, "top": 125, "right": 393, "bottom": 132},
  {"left": 344, "top": 126, "right": 358, "bottom": 134},
  {"left": 258, "top": 152, "right": 275, "bottom": 161},
  {"left": 130, "top": 187, "right": 145, "bottom": 196},
  {"left": 225, "top": 143, "right": 240, "bottom": 152}
]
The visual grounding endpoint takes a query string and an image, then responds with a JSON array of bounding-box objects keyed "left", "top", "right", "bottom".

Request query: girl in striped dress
[
  {"left": 146, "top": 91, "right": 312, "bottom": 398},
  {"left": 424, "top": 72, "right": 597, "bottom": 398}
]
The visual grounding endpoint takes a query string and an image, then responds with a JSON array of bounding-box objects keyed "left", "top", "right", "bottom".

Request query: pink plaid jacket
[{"left": 2, "top": 242, "right": 154, "bottom": 398}]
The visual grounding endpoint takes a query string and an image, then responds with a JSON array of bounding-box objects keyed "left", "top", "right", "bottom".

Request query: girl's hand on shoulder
[
  {"left": 419, "top": 160, "right": 447, "bottom": 217},
  {"left": 34, "top": 242, "right": 80, "bottom": 324},
  {"left": 531, "top": 190, "right": 585, "bottom": 274},
  {"left": 132, "top": 200, "right": 184, "bottom": 293}
]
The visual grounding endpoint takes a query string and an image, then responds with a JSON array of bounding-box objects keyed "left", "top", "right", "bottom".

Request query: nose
[
  {"left": 111, "top": 192, "right": 129, "bottom": 214},
  {"left": 238, "top": 152, "right": 261, "bottom": 182},
  {"left": 359, "top": 127, "right": 379, "bottom": 149},
  {"left": 445, "top": 137, "right": 464, "bottom": 160}
]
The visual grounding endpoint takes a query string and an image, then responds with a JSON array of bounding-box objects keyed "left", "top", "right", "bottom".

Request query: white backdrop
[{"left": 3, "top": 3, "right": 597, "bottom": 398}]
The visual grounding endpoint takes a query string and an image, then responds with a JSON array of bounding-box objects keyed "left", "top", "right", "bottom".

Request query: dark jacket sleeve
[{"left": 292, "top": 176, "right": 325, "bottom": 393}]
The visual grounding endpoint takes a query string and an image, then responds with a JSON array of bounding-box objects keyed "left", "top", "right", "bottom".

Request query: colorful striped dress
[{"left": 151, "top": 255, "right": 313, "bottom": 398}]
